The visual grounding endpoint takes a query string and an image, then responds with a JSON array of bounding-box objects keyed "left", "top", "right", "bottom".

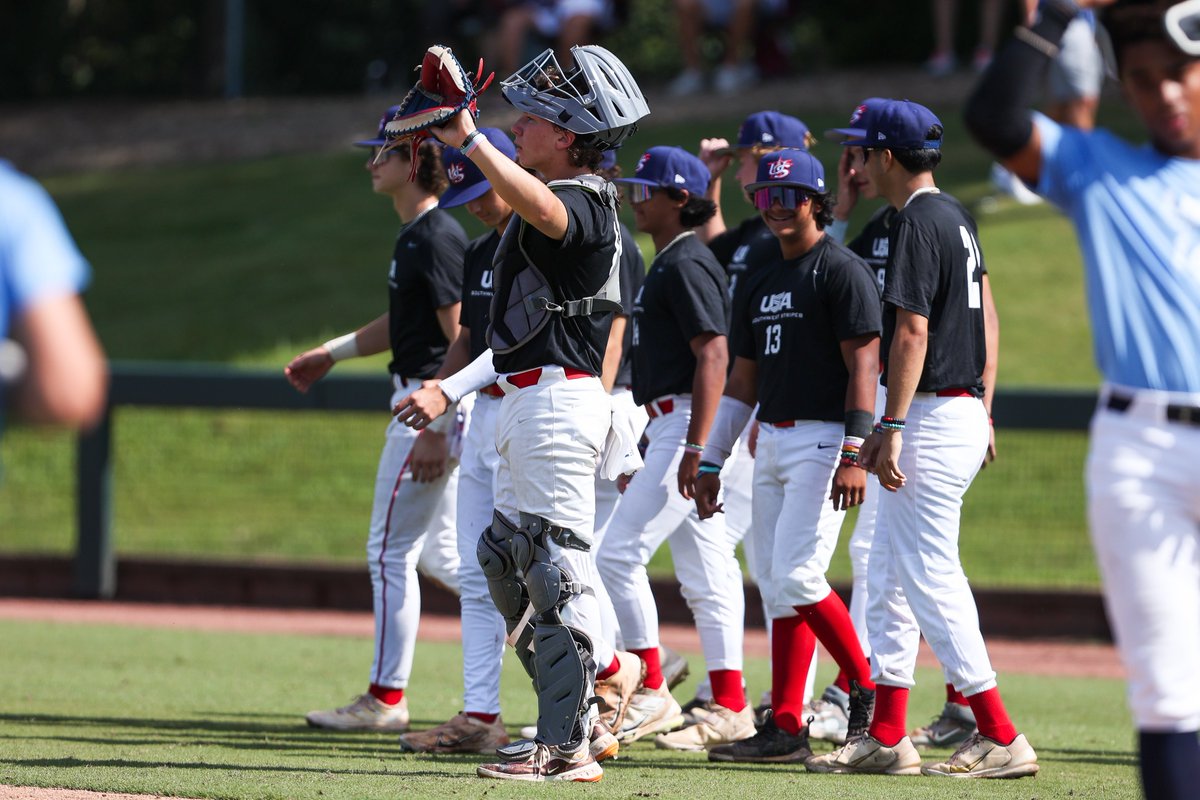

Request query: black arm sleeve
[{"left": 963, "top": 0, "right": 1077, "bottom": 158}]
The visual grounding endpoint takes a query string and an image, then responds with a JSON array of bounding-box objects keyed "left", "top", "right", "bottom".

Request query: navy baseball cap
[
  {"left": 825, "top": 97, "right": 888, "bottom": 143},
  {"left": 599, "top": 149, "right": 619, "bottom": 171},
  {"left": 439, "top": 128, "right": 518, "bottom": 208},
  {"left": 715, "top": 111, "right": 810, "bottom": 155},
  {"left": 839, "top": 99, "right": 943, "bottom": 151},
  {"left": 744, "top": 148, "right": 826, "bottom": 194},
  {"left": 616, "top": 145, "right": 710, "bottom": 197},
  {"left": 355, "top": 105, "right": 402, "bottom": 147}
]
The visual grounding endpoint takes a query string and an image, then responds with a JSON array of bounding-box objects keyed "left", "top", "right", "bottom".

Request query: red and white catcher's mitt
[{"left": 378, "top": 44, "right": 494, "bottom": 179}]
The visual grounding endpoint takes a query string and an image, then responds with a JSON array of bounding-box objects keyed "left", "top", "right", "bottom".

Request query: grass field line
[{"left": 0, "top": 597, "right": 1124, "bottom": 680}]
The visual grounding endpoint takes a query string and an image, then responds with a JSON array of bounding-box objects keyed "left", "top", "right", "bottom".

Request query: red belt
[
  {"left": 935, "top": 387, "right": 975, "bottom": 398},
  {"left": 770, "top": 420, "right": 796, "bottom": 428},
  {"left": 505, "top": 366, "right": 594, "bottom": 389},
  {"left": 645, "top": 398, "right": 675, "bottom": 419},
  {"left": 479, "top": 383, "right": 504, "bottom": 398}
]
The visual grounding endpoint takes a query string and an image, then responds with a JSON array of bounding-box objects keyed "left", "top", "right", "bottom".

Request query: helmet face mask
[{"left": 501, "top": 45, "right": 650, "bottom": 151}]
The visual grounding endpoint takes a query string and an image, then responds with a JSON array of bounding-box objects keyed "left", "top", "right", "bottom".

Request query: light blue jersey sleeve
[
  {"left": 1033, "top": 113, "right": 1200, "bottom": 392},
  {"left": 0, "top": 161, "right": 91, "bottom": 339}
]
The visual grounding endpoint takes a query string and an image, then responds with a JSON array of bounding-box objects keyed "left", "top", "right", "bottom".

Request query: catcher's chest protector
[{"left": 486, "top": 176, "right": 624, "bottom": 354}]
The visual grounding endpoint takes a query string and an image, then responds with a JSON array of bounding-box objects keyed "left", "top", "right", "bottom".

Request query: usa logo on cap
[
  {"left": 447, "top": 162, "right": 466, "bottom": 184},
  {"left": 636, "top": 152, "right": 651, "bottom": 173},
  {"left": 849, "top": 104, "right": 867, "bottom": 125},
  {"left": 768, "top": 157, "right": 793, "bottom": 180}
]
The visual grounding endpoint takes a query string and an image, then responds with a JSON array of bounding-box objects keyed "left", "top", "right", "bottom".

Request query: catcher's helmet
[{"left": 500, "top": 45, "right": 650, "bottom": 151}]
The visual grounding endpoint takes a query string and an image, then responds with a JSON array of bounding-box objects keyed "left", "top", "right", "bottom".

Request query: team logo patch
[
  {"left": 447, "top": 162, "right": 466, "bottom": 184},
  {"left": 849, "top": 104, "right": 867, "bottom": 125},
  {"left": 760, "top": 291, "right": 793, "bottom": 313},
  {"left": 636, "top": 152, "right": 651, "bottom": 173},
  {"left": 768, "top": 157, "right": 793, "bottom": 180}
]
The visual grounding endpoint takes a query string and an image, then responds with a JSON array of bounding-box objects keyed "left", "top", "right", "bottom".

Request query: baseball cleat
[
  {"left": 921, "top": 732, "right": 1039, "bottom": 779},
  {"left": 659, "top": 645, "right": 691, "bottom": 691},
  {"left": 655, "top": 701, "right": 756, "bottom": 751},
  {"left": 909, "top": 702, "right": 978, "bottom": 749},
  {"left": 398, "top": 712, "right": 509, "bottom": 754},
  {"left": 590, "top": 721, "right": 620, "bottom": 762},
  {"left": 594, "top": 650, "right": 644, "bottom": 734},
  {"left": 707, "top": 712, "right": 812, "bottom": 763},
  {"left": 615, "top": 683, "right": 683, "bottom": 744},
  {"left": 805, "top": 734, "right": 922, "bottom": 775},
  {"left": 477, "top": 740, "right": 602, "bottom": 782},
  {"left": 305, "top": 693, "right": 409, "bottom": 731},
  {"left": 806, "top": 685, "right": 850, "bottom": 743}
]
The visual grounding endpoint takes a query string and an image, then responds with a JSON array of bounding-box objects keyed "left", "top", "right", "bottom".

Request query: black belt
[{"left": 1106, "top": 392, "right": 1200, "bottom": 426}]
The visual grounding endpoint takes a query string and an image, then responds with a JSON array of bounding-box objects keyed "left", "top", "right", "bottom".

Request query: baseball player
[
  {"left": 803, "top": 100, "right": 1000, "bottom": 750},
  {"left": 396, "top": 128, "right": 518, "bottom": 755},
  {"left": 689, "top": 148, "right": 882, "bottom": 763},
  {"left": 966, "top": 1, "right": 1200, "bottom": 795},
  {"left": 285, "top": 108, "right": 466, "bottom": 732},
  {"left": 808, "top": 99, "right": 1037, "bottom": 778},
  {"left": 595, "top": 145, "right": 748, "bottom": 747},
  {"left": 688, "top": 110, "right": 819, "bottom": 719},
  {"left": 393, "top": 44, "right": 650, "bottom": 782}
]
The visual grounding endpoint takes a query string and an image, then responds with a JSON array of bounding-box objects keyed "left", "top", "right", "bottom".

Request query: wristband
[
  {"left": 323, "top": 332, "right": 359, "bottom": 362},
  {"left": 460, "top": 130, "right": 484, "bottom": 156},
  {"left": 684, "top": 442, "right": 705, "bottom": 453},
  {"left": 879, "top": 415, "right": 906, "bottom": 431},
  {"left": 697, "top": 461, "right": 722, "bottom": 475},
  {"left": 844, "top": 409, "right": 873, "bottom": 441}
]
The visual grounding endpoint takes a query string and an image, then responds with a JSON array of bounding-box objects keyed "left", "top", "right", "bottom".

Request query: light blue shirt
[{"left": 1035, "top": 113, "right": 1200, "bottom": 392}]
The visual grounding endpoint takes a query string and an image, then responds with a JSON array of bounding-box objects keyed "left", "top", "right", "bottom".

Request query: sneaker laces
[{"left": 846, "top": 682, "right": 874, "bottom": 738}]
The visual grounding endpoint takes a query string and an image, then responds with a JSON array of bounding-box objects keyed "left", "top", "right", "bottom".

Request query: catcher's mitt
[{"left": 378, "top": 45, "right": 494, "bottom": 179}]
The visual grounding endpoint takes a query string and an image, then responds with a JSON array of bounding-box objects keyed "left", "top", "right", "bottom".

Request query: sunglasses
[
  {"left": 752, "top": 186, "right": 811, "bottom": 211},
  {"left": 626, "top": 183, "right": 656, "bottom": 203}
]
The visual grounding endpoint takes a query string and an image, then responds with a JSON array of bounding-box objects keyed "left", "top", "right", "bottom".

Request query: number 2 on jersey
[
  {"left": 764, "top": 324, "right": 782, "bottom": 355},
  {"left": 959, "top": 226, "right": 982, "bottom": 309}
]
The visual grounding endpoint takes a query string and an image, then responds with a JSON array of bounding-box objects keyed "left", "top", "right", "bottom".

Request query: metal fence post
[{"left": 74, "top": 405, "right": 114, "bottom": 599}]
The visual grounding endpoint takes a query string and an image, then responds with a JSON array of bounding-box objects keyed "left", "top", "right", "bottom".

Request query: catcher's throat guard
[{"left": 378, "top": 44, "right": 495, "bottom": 179}]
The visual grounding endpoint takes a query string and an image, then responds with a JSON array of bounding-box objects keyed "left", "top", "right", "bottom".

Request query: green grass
[
  {"left": 4, "top": 102, "right": 1145, "bottom": 586},
  {"left": 0, "top": 618, "right": 1139, "bottom": 799}
]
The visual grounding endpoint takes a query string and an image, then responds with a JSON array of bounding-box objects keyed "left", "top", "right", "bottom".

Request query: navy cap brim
[
  {"left": 613, "top": 177, "right": 661, "bottom": 187},
  {"left": 744, "top": 179, "right": 822, "bottom": 194},
  {"left": 439, "top": 180, "right": 493, "bottom": 209},
  {"left": 825, "top": 127, "right": 866, "bottom": 144},
  {"left": 355, "top": 138, "right": 386, "bottom": 148}
]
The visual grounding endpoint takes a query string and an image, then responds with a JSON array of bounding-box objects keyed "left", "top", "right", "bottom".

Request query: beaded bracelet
[
  {"left": 879, "top": 415, "right": 906, "bottom": 431},
  {"left": 684, "top": 441, "right": 705, "bottom": 453}
]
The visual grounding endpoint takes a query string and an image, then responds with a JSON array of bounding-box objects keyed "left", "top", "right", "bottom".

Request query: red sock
[
  {"left": 466, "top": 711, "right": 498, "bottom": 724},
  {"left": 834, "top": 670, "right": 851, "bottom": 695},
  {"left": 795, "top": 593, "right": 874, "bottom": 689},
  {"left": 368, "top": 684, "right": 404, "bottom": 706},
  {"left": 867, "top": 684, "right": 909, "bottom": 746},
  {"left": 771, "top": 615, "right": 816, "bottom": 735},
  {"left": 946, "top": 683, "right": 968, "bottom": 706},
  {"left": 966, "top": 687, "right": 1017, "bottom": 744},
  {"left": 709, "top": 669, "right": 746, "bottom": 712},
  {"left": 631, "top": 647, "right": 664, "bottom": 689},
  {"left": 596, "top": 654, "right": 622, "bottom": 681}
]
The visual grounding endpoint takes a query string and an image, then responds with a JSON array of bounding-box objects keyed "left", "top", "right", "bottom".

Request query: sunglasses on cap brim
[
  {"left": 753, "top": 186, "right": 811, "bottom": 211},
  {"left": 626, "top": 183, "right": 657, "bottom": 203},
  {"left": 1167, "top": 0, "right": 1200, "bottom": 55}
]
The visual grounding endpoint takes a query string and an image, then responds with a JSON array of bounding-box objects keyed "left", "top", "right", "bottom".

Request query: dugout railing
[{"left": 69, "top": 361, "right": 1100, "bottom": 602}]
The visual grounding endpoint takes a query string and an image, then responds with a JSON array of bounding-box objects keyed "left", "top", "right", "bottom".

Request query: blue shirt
[
  {"left": 1035, "top": 113, "right": 1200, "bottom": 392},
  {"left": 0, "top": 161, "right": 91, "bottom": 422}
]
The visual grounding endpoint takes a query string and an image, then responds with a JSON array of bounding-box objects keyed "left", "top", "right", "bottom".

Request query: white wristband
[
  {"left": 700, "top": 395, "right": 755, "bottom": 467},
  {"left": 322, "top": 332, "right": 359, "bottom": 362},
  {"left": 440, "top": 348, "right": 499, "bottom": 403}
]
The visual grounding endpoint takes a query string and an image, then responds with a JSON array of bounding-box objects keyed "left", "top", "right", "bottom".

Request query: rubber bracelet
[
  {"left": 842, "top": 435, "right": 865, "bottom": 450},
  {"left": 322, "top": 332, "right": 359, "bottom": 362},
  {"left": 460, "top": 130, "right": 483, "bottom": 156},
  {"left": 697, "top": 464, "right": 722, "bottom": 475},
  {"left": 684, "top": 442, "right": 705, "bottom": 453}
]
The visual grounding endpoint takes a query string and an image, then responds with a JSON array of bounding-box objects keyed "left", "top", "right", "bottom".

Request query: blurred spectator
[
  {"left": 669, "top": 0, "right": 788, "bottom": 96},
  {"left": 494, "top": 0, "right": 619, "bottom": 76},
  {"left": 0, "top": 160, "right": 108, "bottom": 440},
  {"left": 925, "top": 0, "right": 1006, "bottom": 76}
]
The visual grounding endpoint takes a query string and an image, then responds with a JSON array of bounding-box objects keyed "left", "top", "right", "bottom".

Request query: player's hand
[
  {"left": 678, "top": 450, "right": 702, "bottom": 499},
  {"left": 747, "top": 419, "right": 760, "bottom": 459},
  {"left": 698, "top": 137, "right": 733, "bottom": 178},
  {"left": 284, "top": 347, "right": 334, "bottom": 394},
  {"left": 693, "top": 472, "right": 724, "bottom": 519},
  {"left": 830, "top": 463, "right": 867, "bottom": 510},
  {"left": 981, "top": 423, "right": 997, "bottom": 469},
  {"left": 833, "top": 148, "right": 860, "bottom": 222},
  {"left": 409, "top": 429, "right": 450, "bottom": 483},
  {"left": 393, "top": 380, "right": 450, "bottom": 429},
  {"left": 431, "top": 108, "right": 477, "bottom": 150},
  {"left": 617, "top": 472, "right": 632, "bottom": 494},
  {"left": 868, "top": 430, "right": 907, "bottom": 491}
]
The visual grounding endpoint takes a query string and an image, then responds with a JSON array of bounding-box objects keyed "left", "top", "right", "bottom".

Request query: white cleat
[
  {"left": 805, "top": 734, "right": 922, "bottom": 775},
  {"left": 305, "top": 693, "right": 409, "bottom": 732},
  {"left": 921, "top": 732, "right": 1040, "bottom": 779}
]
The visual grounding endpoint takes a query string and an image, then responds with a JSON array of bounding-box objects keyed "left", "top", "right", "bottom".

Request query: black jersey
[
  {"left": 846, "top": 205, "right": 896, "bottom": 298},
  {"left": 615, "top": 222, "right": 647, "bottom": 388},
  {"left": 459, "top": 229, "right": 501, "bottom": 360},
  {"left": 631, "top": 233, "right": 729, "bottom": 406},
  {"left": 881, "top": 191, "right": 986, "bottom": 397},
  {"left": 388, "top": 207, "right": 467, "bottom": 378},
  {"left": 707, "top": 214, "right": 781, "bottom": 300},
  {"left": 734, "top": 236, "right": 882, "bottom": 423},
  {"left": 491, "top": 184, "right": 618, "bottom": 376}
]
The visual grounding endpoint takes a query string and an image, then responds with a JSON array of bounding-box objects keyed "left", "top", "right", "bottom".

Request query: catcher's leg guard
[{"left": 477, "top": 511, "right": 537, "bottom": 677}]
